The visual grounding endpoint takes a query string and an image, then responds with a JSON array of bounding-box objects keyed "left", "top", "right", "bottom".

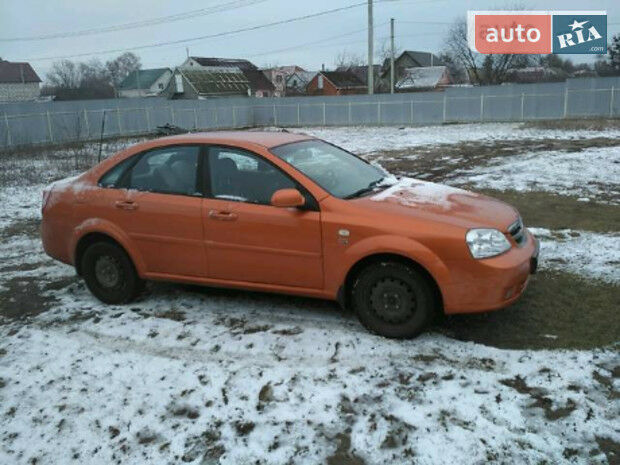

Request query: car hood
[{"left": 354, "top": 177, "right": 518, "bottom": 230}]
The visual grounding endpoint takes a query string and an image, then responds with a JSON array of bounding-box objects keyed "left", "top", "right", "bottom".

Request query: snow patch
[
  {"left": 453, "top": 146, "right": 620, "bottom": 204},
  {"left": 530, "top": 228, "right": 620, "bottom": 283},
  {"left": 371, "top": 177, "right": 476, "bottom": 210}
]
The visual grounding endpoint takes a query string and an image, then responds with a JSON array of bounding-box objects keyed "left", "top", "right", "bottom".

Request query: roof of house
[
  {"left": 0, "top": 59, "right": 41, "bottom": 83},
  {"left": 399, "top": 51, "right": 445, "bottom": 67},
  {"left": 286, "top": 71, "right": 316, "bottom": 85},
  {"left": 335, "top": 65, "right": 380, "bottom": 85},
  {"left": 396, "top": 66, "right": 448, "bottom": 90},
  {"left": 189, "top": 57, "right": 257, "bottom": 71},
  {"left": 119, "top": 68, "right": 171, "bottom": 90},
  {"left": 381, "top": 51, "right": 445, "bottom": 77},
  {"left": 243, "top": 69, "right": 275, "bottom": 92},
  {"left": 262, "top": 65, "right": 305, "bottom": 74},
  {"left": 320, "top": 71, "right": 366, "bottom": 89},
  {"left": 180, "top": 68, "right": 250, "bottom": 96}
]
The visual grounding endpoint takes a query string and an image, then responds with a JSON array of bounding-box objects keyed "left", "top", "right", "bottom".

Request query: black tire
[
  {"left": 81, "top": 242, "right": 143, "bottom": 304},
  {"left": 351, "top": 261, "right": 437, "bottom": 339}
]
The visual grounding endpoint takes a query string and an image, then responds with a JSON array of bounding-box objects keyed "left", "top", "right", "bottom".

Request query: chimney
[
  {"left": 20, "top": 64, "right": 25, "bottom": 83},
  {"left": 321, "top": 63, "right": 325, "bottom": 71}
]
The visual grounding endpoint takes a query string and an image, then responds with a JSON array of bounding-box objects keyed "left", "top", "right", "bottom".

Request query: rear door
[
  {"left": 97, "top": 145, "right": 206, "bottom": 277},
  {"left": 202, "top": 145, "right": 323, "bottom": 289}
]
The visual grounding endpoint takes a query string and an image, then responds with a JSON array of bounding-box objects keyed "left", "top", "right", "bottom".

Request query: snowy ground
[
  {"left": 452, "top": 146, "right": 620, "bottom": 205},
  {"left": 1, "top": 122, "right": 619, "bottom": 464},
  {"left": 298, "top": 122, "right": 620, "bottom": 155}
]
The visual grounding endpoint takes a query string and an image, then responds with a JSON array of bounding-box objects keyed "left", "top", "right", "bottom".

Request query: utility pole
[
  {"left": 367, "top": 0, "right": 374, "bottom": 95},
  {"left": 390, "top": 18, "right": 395, "bottom": 94}
]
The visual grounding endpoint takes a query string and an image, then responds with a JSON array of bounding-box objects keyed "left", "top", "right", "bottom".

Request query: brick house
[
  {"left": 0, "top": 58, "right": 41, "bottom": 102},
  {"left": 335, "top": 65, "right": 381, "bottom": 92},
  {"left": 180, "top": 57, "right": 275, "bottom": 97},
  {"left": 306, "top": 71, "right": 366, "bottom": 96}
]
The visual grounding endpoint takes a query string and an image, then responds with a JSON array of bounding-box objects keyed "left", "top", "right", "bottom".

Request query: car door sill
[{"left": 144, "top": 272, "right": 332, "bottom": 300}]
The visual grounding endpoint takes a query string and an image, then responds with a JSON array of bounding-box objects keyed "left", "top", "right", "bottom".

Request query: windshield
[{"left": 270, "top": 140, "right": 386, "bottom": 198}]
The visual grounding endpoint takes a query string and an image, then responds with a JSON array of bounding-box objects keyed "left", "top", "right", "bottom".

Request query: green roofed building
[
  {"left": 164, "top": 67, "right": 252, "bottom": 99},
  {"left": 118, "top": 68, "right": 172, "bottom": 98}
]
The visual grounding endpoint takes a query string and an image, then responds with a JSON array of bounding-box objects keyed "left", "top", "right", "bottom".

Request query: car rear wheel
[
  {"left": 81, "top": 242, "right": 143, "bottom": 304},
  {"left": 351, "top": 261, "right": 436, "bottom": 339}
]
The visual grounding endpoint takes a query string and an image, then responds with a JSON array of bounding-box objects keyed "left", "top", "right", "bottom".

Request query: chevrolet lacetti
[{"left": 41, "top": 131, "right": 539, "bottom": 338}]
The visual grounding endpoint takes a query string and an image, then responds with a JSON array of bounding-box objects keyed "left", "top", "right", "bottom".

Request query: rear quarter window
[{"left": 99, "top": 156, "right": 135, "bottom": 187}]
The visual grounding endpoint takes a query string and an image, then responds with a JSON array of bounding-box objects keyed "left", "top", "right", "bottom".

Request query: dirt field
[{"left": 0, "top": 121, "right": 618, "bottom": 464}]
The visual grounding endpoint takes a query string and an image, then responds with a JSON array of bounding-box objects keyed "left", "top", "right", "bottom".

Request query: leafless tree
[
  {"left": 78, "top": 59, "right": 109, "bottom": 88},
  {"left": 106, "top": 52, "right": 141, "bottom": 88},
  {"left": 377, "top": 38, "right": 401, "bottom": 68},
  {"left": 334, "top": 50, "right": 365, "bottom": 69},
  {"left": 46, "top": 53, "right": 138, "bottom": 99},
  {"left": 46, "top": 60, "right": 81, "bottom": 88},
  {"left": 442, "top": 19, "right": 532, "bottom": 85}
]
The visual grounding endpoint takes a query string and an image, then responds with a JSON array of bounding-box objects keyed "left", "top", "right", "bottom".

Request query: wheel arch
[
  {"left": 71, "top": 220, "right": 145, "bottom": 277},
  {"left": 339, "top": 252, "right": 445, "bottom": 314}
]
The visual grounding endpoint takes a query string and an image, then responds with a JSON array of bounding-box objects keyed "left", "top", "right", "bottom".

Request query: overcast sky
[{"left": 1, "top": 0, "right": 618, "bottom": 79}]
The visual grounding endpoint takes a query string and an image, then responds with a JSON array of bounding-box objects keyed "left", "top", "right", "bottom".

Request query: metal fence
[{"left": 1, "top": 76, "right": 619, "bottom": 149}]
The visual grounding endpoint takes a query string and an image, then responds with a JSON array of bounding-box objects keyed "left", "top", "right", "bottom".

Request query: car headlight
[{"left": 466, "top": 228, "right": 511, "bottom": 259}]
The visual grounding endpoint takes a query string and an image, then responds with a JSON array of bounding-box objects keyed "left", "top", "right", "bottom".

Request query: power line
[
  {"left": 248, "top": 22, "right": 389, "bottom": 58},
  {"left": 24, "top": 0, "right": 414, "bottom": 62},
  {"left": 0, "top": 0, "right": 268, "bottom": 42},
  {"left": 251, "top": 31, "right": 444, "bottom": 61},
  {"left": 25, "top": 1, "right": 371, "bottom": 62}
]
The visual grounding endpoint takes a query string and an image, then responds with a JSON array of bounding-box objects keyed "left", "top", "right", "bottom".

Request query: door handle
[
  {"left": 208, "top": 209, "right": 238, "bottom": 221},
  {"left": 115, "top": 200, "right": 138, "bottom": 210}
]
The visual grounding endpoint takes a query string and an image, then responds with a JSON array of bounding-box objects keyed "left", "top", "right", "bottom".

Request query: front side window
[
  {"left": 270, "top": 140, "right": 384, "bottom": 198},
  {"left": 208, "top": 147, "right": 295, "bottom": 205},
  {"left": 124, "top": 146, "right": 200, "bottom": 195}
]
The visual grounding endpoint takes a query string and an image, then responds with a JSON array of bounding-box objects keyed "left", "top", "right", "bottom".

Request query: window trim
[
  {"left": 203, "top": 144, "right": 319, "bottom": 211},
  {"left": 98, "top": 144, "right": 206, "bottom": 198}
]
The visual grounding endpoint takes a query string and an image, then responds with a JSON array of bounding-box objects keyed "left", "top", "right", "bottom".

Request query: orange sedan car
[{"left": 41, "top": 131, "right": 539, "bottom": 338}]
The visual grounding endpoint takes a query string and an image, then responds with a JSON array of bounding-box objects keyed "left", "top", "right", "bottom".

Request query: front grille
[{"left": 508, "top": 218, "right": 527, "bottom": 247}]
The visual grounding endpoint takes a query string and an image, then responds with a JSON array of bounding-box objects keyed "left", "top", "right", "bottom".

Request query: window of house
[
  {"left": 276, "top": 75, "right": 283, "bottom": 83},
  {"left": 158, "top": 83, "right": 164, "bottom": 89},
  {"left": 123, "top": 146, "right": 200, "bottom": 196},
  {"left": 208, "top": 147, "right": 295, "bottom": 205},
  {"left": 317, "top": 75, "right": 323, "bottom": 89}
]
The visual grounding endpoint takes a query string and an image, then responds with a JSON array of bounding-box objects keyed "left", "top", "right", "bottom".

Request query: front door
[
  {"left": 100, "top": 145, "right": 206, "bottom": 277},
  {"left": 202, "top": 146, "right": 323, "bottom": 289}
]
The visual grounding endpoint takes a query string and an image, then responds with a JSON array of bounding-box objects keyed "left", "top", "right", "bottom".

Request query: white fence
[{"left": 1, "top": 76, "right": 619, "bottom": 149}]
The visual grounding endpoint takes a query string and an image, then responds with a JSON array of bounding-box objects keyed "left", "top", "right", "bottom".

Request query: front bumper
[{"left": 443, "top": 231, "right": 539, "bottom": 314}]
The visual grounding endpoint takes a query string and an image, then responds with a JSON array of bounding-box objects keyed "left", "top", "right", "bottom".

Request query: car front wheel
[
  {"left": 351, "top": 261, "right": 437, "bottom": 339},
  {"left": 81, "top": 242, "right": 143, "bottom": 304}
]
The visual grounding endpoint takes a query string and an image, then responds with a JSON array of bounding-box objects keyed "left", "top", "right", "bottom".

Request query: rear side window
[
  {"left": 99, "top": 156, "right": 135, "bottom": 188},
  {"left": 125, "top": 146, "right": 200, "bottom": 196}
]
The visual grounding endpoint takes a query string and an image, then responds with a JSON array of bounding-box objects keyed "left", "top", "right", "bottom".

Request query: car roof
[{"left": 155, "top": 130, "right": 315, "bottom": 149}]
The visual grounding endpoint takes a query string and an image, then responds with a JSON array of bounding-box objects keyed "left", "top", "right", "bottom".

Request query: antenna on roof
[{"left": 186, "top": 47, "right": 189, "bottom": 58}]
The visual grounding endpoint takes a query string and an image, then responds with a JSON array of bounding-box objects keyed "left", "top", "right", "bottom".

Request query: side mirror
[{"left": 271, "top": 188, "right": 305, "bottom": 208}]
